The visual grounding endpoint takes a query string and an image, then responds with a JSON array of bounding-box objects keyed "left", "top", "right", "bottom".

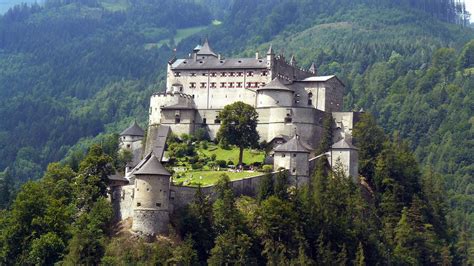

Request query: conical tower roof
[
  {"left": 120, "top": 121, "right": 145, "bottom": 137},
  {"left": 290, "top": 55, "right": 296, "bottom": 65},
  {"left": 196, "top": 38, "right": 217, "bottom": 57},
  {"left": 267, "top": 44, "right": 274, "bottom": 55},
  {"left": 257, "top": 77, "right": 293, "bottom": 92},
  {"left": 274, "top": 135, "right": 311, "bottom": 153},
  {"left": 309, "top": 62, "right": 317, "bottom": 74},
  {"left": 331, "top": 138, "right": 358, "bottom": 150},
  {"left": 134, "top": 153, "right": 171, "bottom": 176}
]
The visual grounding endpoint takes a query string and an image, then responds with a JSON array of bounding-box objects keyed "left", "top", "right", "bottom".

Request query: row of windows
[
  {"left": 174, "top": 71, "right": 268, "bottom": 77},
  {"left": 190, "top": 82, "right": 265, "bottom": 89}
]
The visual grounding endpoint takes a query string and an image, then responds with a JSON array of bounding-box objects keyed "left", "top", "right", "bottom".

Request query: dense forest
[{"left": 0, "top": 0, "right": 473, "bottom": 263}]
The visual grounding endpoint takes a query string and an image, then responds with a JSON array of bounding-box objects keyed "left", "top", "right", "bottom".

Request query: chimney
[
  {"left": 218, "top": 54, "right": 221, "bottom": 60},
  {"left": 255, "top": 52, "right": 259, "bottom": 59}
]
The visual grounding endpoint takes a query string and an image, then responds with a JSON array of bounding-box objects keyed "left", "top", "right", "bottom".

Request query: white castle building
[{"left": 110, "top": 40, "right": 361, "bottom": 235}]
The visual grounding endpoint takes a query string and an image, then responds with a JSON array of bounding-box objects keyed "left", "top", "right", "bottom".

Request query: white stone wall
[
  {"left": 274, "top": 152, "right": 309, "bottom": 177},
  {"left": 149, "top": 93, "right": 194, "bottom": 125},
  {"left": 120, "top": 135, "right": 143, "bottom": 151},
  {"left": 168, "top": 68, "right": 271, "bottom": 109},
  {"left": 256, "top": 90, "right": 293, "bottom": 107},
  {"left": 132, "top": 174, "right": 171, "bottom": 234},
  {"left": 332, "top": 112, "right": 361, "bottom": 142},
  {"left": 160, "top": 109, "right": 195, "bottom": 136},
  {"left": 329, "top": 149, "right": 359, "bottom": 181}
]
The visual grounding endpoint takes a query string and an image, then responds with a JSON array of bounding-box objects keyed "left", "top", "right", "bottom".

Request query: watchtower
[{"left": 131, "top": 153, "right": 171, "bottom": 235}]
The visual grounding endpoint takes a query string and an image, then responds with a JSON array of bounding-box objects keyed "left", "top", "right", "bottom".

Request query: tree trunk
[{"left": 238, "top": 146, "right": 244, "bottom": 167}]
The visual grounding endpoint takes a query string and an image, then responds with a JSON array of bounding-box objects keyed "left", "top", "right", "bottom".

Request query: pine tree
[
  {"left": 257, "top": 173, "right": 274, "bottom": 202},
  {"left": 355, "top": 242, "right": 366, "bottom": 266}
]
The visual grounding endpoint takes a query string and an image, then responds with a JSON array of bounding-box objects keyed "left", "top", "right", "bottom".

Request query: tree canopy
[{"left": 216, "top": 101, "right": 259, "bottom": 166}]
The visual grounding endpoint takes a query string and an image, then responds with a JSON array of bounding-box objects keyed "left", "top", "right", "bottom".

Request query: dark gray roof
[
  {"left": 331, "top": 139, "right": 358, "bottom": 150},
  {"left": 134, "top": 153, "right": 171, "bottom": 176},
  {"left": 144, "top": 125, "right": 170, "bottom": 161},
  {"left": 171, "top": 57, "right": 268, "bottom": 70},
  {"left": 161, "top": 102, "right": 196, "bottom": 110},
  {"left": 270, "top": 134, "right": 291, "bottom": 142},
  {"left": 274, "top": 135, "right": 311, "bottom": 153},
  {"left": 120, "top": 121, "right": 145, "bottom": 137},
  {"left": 196, "top": 39, "right": 217, "bottom": 57},
  {"left": 257, "top": 78, "right": 293, "bottom": 92},
  {"left": 108, "top": 173, "right": 129, "bottom": 183}
]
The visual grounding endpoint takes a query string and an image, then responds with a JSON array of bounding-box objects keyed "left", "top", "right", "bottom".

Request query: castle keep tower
[{"left": 131, "top": 153, "right": 171, "bottom": 235}]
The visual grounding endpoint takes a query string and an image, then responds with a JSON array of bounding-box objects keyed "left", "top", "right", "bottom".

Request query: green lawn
[
  {"left": 99, "top": 0, "right": 129, "bottom": 11},
  {"left": 149, "top": 25, "right": 208, "bottom": 49},
  {"left": 198, "top": 144, "right": 265, "bottom": 165},
  {"left": 173, "top": 170, "right": 261, "bottom": 187}
]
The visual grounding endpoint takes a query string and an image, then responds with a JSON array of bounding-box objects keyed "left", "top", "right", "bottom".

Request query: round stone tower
[{"left": 131, "top": 153, "right": 171, "bottom": 235}]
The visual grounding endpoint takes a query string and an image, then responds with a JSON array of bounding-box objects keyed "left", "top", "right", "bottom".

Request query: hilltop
[{"left": 0, "top": 0, "right": 473, "bottom": 263}]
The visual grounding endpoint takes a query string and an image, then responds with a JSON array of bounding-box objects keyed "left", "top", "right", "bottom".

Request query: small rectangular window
[
  {"left": 137, "top": 202, "right": 141, "bottom": 207},
  {"left": 156, "top": 203, "right": 161, "bottom": 207},
  {"left": 190, "top": 72, "right": 196, "bottom": 77},
  {"left": 247, "top": 71, "right": 254, "bottom": 76},
  {"left": 200, "top": 82, "right": 206, "bottom": 88},
  {"left": 221, "top": 72, "right": 226, "bottom": 77},
  {"left": 220, "top": 82, "right": 226, "bottom": 88},
  {"left": 190, "top": 82, "right": 196, "bottom": 88},
  {"left": 174, "top": 72, "right": 181, "bottom": 77},
  {"left": 175, "top": 117, "right": 181, "bottom": 123}
]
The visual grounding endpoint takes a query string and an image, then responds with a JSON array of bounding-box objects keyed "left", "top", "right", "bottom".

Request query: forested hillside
[{"left": 0, "top": 0, "right": 473, "bottom": 261}]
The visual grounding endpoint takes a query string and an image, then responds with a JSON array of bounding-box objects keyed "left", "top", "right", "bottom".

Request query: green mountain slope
[{"left": 0, "top": 0, "right": 472, "bottom": 244}]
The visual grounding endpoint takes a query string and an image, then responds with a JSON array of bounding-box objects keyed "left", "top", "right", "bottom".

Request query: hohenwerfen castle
[{"left": 109, "top": 40, "right": 361, "bottom": 236}]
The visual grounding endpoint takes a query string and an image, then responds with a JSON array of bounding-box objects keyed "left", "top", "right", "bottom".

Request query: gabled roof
[
  {"left": 274, "top": 135, "right": 311, "bottom": 153},
  {"left": 331, "top": 138, "right": 358, "bottom": 150},
  {"left": 196, "top": 39, "right": 217, "bottom": 57},
  {"left": 257, "top": 77, "right": 294, "bottom": 92},
  {"left": 120, "top": 121, "right": 145, "bottom": 137},
  {"left": 108, "top": 173, "right": 129, "bottom": 183},
  {"left": 300, "top": 75, "right": 345, "bottom": 87},
  {"left": 134, "top": 153, "right": 171, "bottom": 176},
  {"left": 171, "top": 57, "right": 267, "bottom": 70}
]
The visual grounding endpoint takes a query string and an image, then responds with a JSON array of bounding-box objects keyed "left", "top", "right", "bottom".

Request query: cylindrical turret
[
  {"left": 256, "top": 78, "right": 294, "bottom": 108},
  {"left": 132, "top": 154, "right": 171, "bottom": 235}
]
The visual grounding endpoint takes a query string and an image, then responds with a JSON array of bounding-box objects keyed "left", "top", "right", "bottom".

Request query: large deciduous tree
[{"left": 216, "top": 102, "right": 259, "bottom": 166}]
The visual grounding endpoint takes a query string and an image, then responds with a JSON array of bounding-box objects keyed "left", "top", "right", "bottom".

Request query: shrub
[
  {"left": 194, "top": 128, "right": 209, "bottom": 141},
  {"left": 227, "top": 160, "right": 234, "bottom": 166},
  {"left": 210, "top": 154, "right": 217, "bottom": 161},
  {"left": 262, "top": 165, "right": 273, "bottom": 173},
  {"left": 216, "top": 160, "right": 227, "bottom": 168},
  {"left": 191, "top": 162, "right": 203, "bottom": 170}
]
